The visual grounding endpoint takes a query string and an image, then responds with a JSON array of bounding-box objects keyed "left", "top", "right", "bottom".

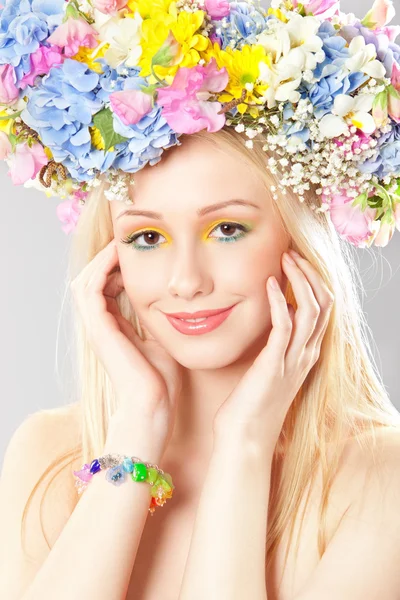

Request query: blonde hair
[{"left": 20, "top": 127, "right": 400, "bottom": 584}]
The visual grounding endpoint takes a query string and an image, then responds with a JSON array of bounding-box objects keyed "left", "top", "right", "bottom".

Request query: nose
[{"left": 167, "top": 243, "right": 213, "bottom": 300}]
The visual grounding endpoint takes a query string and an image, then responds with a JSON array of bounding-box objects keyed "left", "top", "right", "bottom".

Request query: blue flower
[
  {"left": 0, "top": 0, "right": 64, "bottom": 80},
  {"left": 341, "top": 22, "right": 400, "bottom": 78},
  {"left": 215, "top": 1, "right": 269, "bottom": 50},
  {"left": 21, "top": 59, "right": 114, "bottom": 181},
  {"left": 96, "top": 61, "right": 142, "bottom": 103},
  {"left": 305, "top": 67, "right": 367, "bottom": 119},
  {"left": 112, "top": 105, "right": 181, "bottom": 174},
  {"left": 96, "top": 65, "right": 181, "bottom": 173},
  {"left": 359, "top": 122, "right": 400, "bottom": 178},
  {"left": 314, "top": 22, "right": 350, "bottom": 80}
]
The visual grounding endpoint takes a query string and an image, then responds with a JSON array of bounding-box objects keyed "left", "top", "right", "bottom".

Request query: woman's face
[{"left": 109, "top": 135, "right": 291, "bottom": 369}]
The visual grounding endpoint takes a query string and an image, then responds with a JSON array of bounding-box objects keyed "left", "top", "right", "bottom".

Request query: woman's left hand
[{"left": 213, "top": 249, "right": 335, "bottom": 452}]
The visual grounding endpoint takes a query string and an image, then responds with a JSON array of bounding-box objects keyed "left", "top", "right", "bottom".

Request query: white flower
[
  {"left": 345, "top": 36, "right": 386, "bottom": 79},
  {"left": 257, "top": 14, "right": 324, "bottom": 108},
  {"left": 95, "top": 11, "right": 143, "bottom": 68},
  {"left": 319, "top": 93, "right": 377, "bottom": 138}
]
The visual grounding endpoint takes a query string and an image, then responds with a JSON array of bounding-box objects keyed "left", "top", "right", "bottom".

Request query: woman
[{"left": 1, "top": 0, "right": 400, "bottom": 598}]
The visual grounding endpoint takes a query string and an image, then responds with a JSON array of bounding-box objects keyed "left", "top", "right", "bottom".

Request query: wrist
[
  {"left": 212, "top": 424, "right": 278, "bottom": 461},
  {"left": 104, "top": 415, "right": 166, "bottom": 465}
]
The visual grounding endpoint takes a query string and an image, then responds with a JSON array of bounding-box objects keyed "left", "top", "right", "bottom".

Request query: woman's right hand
[{"left": 70, "top": 238, "right": 184, "bottom": 456}]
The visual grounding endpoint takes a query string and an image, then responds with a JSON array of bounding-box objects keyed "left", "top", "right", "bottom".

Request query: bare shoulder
[
  {"left": 332, "top": 425, "right": 400, "bottom": 503},
  {"left": 0, "top": 403, "right": 83, "bottom": 567},
  {"left": 294, "top": 426, "right": 400, "bottom": 599}
]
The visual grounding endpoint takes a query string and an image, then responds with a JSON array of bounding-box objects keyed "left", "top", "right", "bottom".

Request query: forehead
[{"left": 110, "top": 135, "right": 269, "bottom": 221}]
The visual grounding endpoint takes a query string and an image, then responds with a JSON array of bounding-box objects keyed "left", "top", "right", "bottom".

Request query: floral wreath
[{"left": 0, "top": 0, "right": 399, "bottom": 248}]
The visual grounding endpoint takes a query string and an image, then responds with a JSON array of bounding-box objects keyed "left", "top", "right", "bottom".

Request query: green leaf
[
  {"left": 65, "top": 3, "right": 79, "bottom": 20},
  {"left": 8, "top": 133, "right": 17, "bottom": 152},
  {"left": 360, "top": 10, "right": 377, "bottom": 29},
  {"left": 0, "top": 110, "right": 23, "bottom": 121},
  {"left": 352, "top": 192, "right": 368, "bottom": 210},
  {"left": 92, "top": 107, "right": 129, "bottom": 152},
  {"left": 139, "top": 83, "right": 158, "bottom": 97}
]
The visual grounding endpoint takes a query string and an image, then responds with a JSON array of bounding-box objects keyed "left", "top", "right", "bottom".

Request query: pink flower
[
  {"left": 373, "top": 220, "right": 396, "bottom": 246},
  {"left": 19, "top": 46, "right": 64, "bottom": 89},
  {"left": 322, "top": 190, "right": 378, "bottom": 247},
  {"left": 0, "top": 64, "right": 19, "bottom": 104},
  {"left": 372, "top": 89, "right": 389, "bottom": 127},
  {"left": 334, "top": 131, "right": 372, "bottom": 158},
  {"left": 301, "top": 0, "right": 340, "bottom": 20},
  {"left": 93, "top": 0, "right": 128, "bottom": 14},
  {"left": 388, "top": 88, "right": 400, "bottom": 123},
  {"left": 388, "top": 62, "right": 400, "bottom": 123},
  {"left": 7, "top": 143, "right": 48, "bottom": 185},
  {"left": 47, "top": 17, "right": 99, "bottom": 58},
  {"left": 391, "top": 61, "right": 400, "bottom": 90},
  {"left": 361, "top": 0, "right": 395, "bottom": 30},
  {"left": 0, "top": 131, "right": 12, "bottom": 160},
  {"left": 56, "top": 195, "right": 83, "bottom": 235},
  {"left": 157, "top": 58, "right": 229, "bottom": 134},
  {"left": 204, "top": 0, "right": 230, "bottom": 20},
  {"left": 110, "top": 89, "right": 153, "bottom": 125},
  {"left": 374, "top": 25, "right": 400, "bottom": 42}
]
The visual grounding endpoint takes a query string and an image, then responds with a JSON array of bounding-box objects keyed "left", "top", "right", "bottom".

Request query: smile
[{"left": 164, "top": 305, "right": 236, "bottom": 336}]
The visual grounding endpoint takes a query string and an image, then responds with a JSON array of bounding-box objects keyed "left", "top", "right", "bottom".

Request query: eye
[{"left": 120, "top": 222, "right": 252, "bottom": 252}]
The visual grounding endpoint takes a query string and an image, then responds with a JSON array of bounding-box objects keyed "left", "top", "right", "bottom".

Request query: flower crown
[{"left": 0, "top": 0, "right": 399, "bottom": 248}]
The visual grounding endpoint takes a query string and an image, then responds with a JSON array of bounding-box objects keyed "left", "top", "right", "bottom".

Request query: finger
[
  {"left": 103, "top": 269, "right": 125, "bottom": 299},
  {"left": 252, "top": 276, "right": 293, "bottom": 376},
  {"left": 281, "top": 253, "right": 321, "bottom": 358},
  {"left": 86, "top": 242, "right": 120, "bottom": 295},
  {"left": 73, "top": 239, "right": 116, "bottom": 288},
  {"left": 286, "top": 250, "right": 334, "bottom": 349}
]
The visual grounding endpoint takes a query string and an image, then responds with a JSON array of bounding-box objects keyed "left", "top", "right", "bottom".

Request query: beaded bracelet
[{"left": 73, "top": 453, "right": 174, "bottom": 516}]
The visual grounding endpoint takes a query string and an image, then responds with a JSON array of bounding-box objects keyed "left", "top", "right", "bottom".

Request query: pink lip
[
  {"left": 164, "top": 304, "right": 236, "bottom": 319},
  {"left": 164, "top": 305, "right": 236, "bottom": 336}
]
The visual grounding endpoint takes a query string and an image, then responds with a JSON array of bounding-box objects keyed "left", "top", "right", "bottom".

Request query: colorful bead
[
  {"left": 146, "top": 467, "right": 159, "bottom": 485},
  {"left": 89, "top": 458, "right": 101, "bottom": 475},
  {"left": 106, "top": 464, "right": 127, "bottom": 486},
  {"left": 132, "top": 462, "right": 147, "bottom": 481},
  {"left": 73, "top": 454, "right": 174, "bottom": 514},
  {"left": 122, "top": 457, "right": 134, "bottom": 473},
  {"left": 73, "top": 463, "right": 93, "bottom": 482}
]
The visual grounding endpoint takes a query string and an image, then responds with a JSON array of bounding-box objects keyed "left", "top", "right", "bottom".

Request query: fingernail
[
  {"left": 289, "top": 249, "right": 300, "bottom": 258},
  {"left": 269, "top": 276, "right": 279, "bottom": 290},
  {"left": 283, "top": 252, "right": 295, "bottom": 265}
]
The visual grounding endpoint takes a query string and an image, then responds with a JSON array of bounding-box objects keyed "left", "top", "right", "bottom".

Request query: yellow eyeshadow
[
  {"left": 128, "top": 219, "right": 254, "bottom": 245},
  {"left": 201, "top": 219, "right": 238, "bottom": 242},
  {"left": 132, "top": 227, "right": 172, "bottom": 244}
]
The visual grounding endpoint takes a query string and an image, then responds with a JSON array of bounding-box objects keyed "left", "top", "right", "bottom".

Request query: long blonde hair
[{"left": 21, "top": 127, "right": 400, "bottom": 583}]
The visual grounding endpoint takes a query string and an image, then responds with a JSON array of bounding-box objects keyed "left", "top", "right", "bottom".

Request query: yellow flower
[
  {"left": 201, "top": 43, "right": 271, "bottom": 116},
  {"left": 267, "top": 7, "right": 289, "bottom": 22},
  {"left": 71, "top": 43, "right": 110, "bottom": 73},
  {"left": 44, "top": 146, "right": 53, "bottom": 160},
  {"left": 90, "top": 126, "right": 115, "bottom": 152},
  {"left": 0, "top": 110, "right": 14, "bottom": 135},
  {"left": 90, "top": 126, "right": 105, "bottom": 150},
  {"left": 127, "top": 0, "right": 174, "bottom": 20},
  {"left": 136, "top": 3, "right": 209, "bottom": 82}
]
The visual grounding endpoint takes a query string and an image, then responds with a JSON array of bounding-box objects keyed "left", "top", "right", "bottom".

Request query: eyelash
[{"left": 120, "top": 222, "right": 251, "bottom": 252}]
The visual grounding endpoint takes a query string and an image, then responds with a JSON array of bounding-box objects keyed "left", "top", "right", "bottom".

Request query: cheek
[{"left": 222, "top": 237, "right": 284, "bottom": 293}]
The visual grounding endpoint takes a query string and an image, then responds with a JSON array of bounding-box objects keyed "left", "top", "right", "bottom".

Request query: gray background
[{"left": 1, "top": 0, "right": 399, "bottom": 461}]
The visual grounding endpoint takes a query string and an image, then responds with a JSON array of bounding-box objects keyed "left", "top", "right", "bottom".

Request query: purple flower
[
  {"left": 359, "top": 121, "right": 400, "bottom": 177},
  {"left": 341, "top": 21, "right": 400, "bottom": 77}
]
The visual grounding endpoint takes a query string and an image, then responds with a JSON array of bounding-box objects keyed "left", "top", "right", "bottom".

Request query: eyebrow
[{"left": 116, "top": 199, "right": 261, "bottom": 221}]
